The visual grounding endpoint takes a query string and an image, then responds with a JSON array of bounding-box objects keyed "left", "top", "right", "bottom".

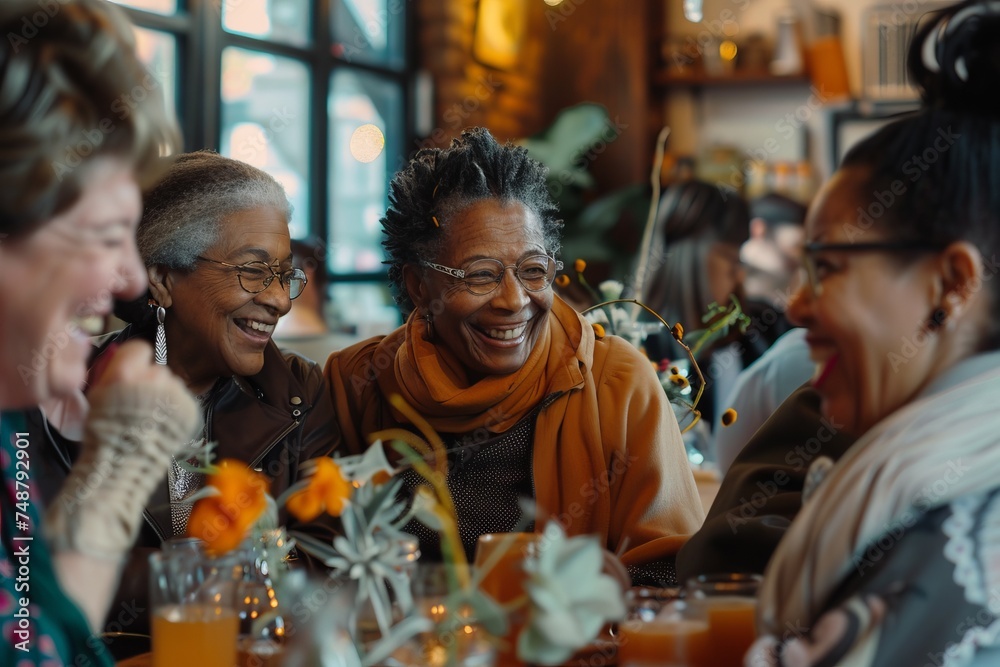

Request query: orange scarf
[{"left": 375, "top": 296, "right": 586, "bottom": 434}]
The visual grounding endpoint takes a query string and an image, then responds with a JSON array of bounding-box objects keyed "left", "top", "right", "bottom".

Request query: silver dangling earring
[{"left": 154, "top": 305, "right": 167, "bottom": 365}]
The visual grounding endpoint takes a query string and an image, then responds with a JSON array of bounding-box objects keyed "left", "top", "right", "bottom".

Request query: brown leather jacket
[{"left": 33, "top": 321, "right": 340, "bottom": 653}]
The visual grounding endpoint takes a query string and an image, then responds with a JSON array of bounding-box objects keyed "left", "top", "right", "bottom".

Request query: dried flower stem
[
  {"left": 380, "top": 395, "right": 472, "bottom": 590},
  {"left": 631, "top": 126, "right": 671, "bottom": 320},
  {"left": 582, "top": 298, "right": 704, "bottom": 432}
]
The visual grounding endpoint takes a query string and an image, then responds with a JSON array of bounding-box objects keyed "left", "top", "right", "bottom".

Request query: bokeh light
[{"left": 349, "top": 124, "right": 386, "bottom": 163}]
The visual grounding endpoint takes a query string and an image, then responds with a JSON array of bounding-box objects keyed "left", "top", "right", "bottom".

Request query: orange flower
[
  {"left": 574, "top": 258, "right": 587, "bottom": 273},
  {"left": 555, "top": 274, "right": 571, "bottom": 288},
  {"left": 591, "top": 322, "right": 605, "bottom": 339},
  {"left": 286, "top": 457, "right": 351, "bottom": 522},
  {"left": 670, "top": 323, "right": 684, "bottom": 342},
  {"left": 187, "top": 459, "right": 269, "bottom": 554},
  {"left": 721, "top": 408, "right": 739, "bottom": 427}
]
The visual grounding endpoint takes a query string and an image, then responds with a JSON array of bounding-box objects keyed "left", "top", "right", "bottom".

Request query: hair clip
[{"left": 432, "top": 216, "right": 440, "bottom": 228}]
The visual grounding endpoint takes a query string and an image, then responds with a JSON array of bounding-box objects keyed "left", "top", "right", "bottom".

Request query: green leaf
[{"left": 465, "top": 589, "right": 510, "bottom": 637}]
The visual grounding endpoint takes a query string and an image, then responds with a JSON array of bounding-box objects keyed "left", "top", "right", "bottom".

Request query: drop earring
[
  {"left": 423, "top": 313, "right": 434, "bottom": 340},
  {"left": 152, "top": 301, "right": 167, "bottom": 365}
]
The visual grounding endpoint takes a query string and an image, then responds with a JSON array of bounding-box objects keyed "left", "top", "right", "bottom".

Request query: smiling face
[
  {"left": 0, "top": 158, "right": 147, "bottom": 408},
  {"left": 786, "top": 167, "right": 956, "bottom": 435},
  {"left": 405, "top": 199, "right": 555, "bottom": 381},
  {"left": 152, "top": 206, "right": 292, "bottom": 394}
]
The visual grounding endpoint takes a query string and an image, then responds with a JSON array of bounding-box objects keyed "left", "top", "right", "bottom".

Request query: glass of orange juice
[
  {"left": 615, "top": 588, "right": 707, "bottom": 666},
  {"left": 149, "top": 544, "right": 243, "bottom": 667},
  {"left": 473, "top": 532, "right": 538, "bottom": 666},
  {"left": 684, "top": 573, "right": 761, "bottom": 667}
]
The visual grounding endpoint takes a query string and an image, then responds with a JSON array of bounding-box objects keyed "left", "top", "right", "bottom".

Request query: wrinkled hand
[{"left": 45, "top": 339, "right": 202, "bottom": 559}]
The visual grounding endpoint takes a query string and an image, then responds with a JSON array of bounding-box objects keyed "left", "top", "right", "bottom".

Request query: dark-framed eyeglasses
[
  {"left": 195, "top": 256, "right": 308, "bottom": 300},
  {"left": 420, "top": 254, "right": 564, "bottom": 296},
  {"left": 801, "top": 241, "right": 942, "bottom": 296}
]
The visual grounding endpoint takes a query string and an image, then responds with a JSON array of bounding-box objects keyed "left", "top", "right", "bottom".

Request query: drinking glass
[
  {"left": 149, "top": 545, "right": 243, "bottom": 667},
  {"left": 388, "top": 562, "right": 495, "bottom": 667},
  {"left": 684, "top": 573, "right": 761, "bottom": 667},
  {"left": 473, "top": 532, "right": 538, "bottom": 666},
  {"left": 616, "top": 588, "right": 708, "bottom": 667}
]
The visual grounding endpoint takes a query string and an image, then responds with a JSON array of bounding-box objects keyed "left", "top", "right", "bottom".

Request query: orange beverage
[
  {"left": 617, "top": 617, "right": 710, "bottom": 666},
  {"left": 474, "top": 533, "right": 538, "bottom": 666},
  {"left": 703, "top": 597, "right": 757, "bottom": 667},
  {"left": 152, "top": 603, "right": 238, "bottom": 667}
]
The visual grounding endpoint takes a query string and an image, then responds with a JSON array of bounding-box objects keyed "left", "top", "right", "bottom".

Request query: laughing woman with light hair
[{"left": 0, "top": 1, "right": 200, "bottom": 665}]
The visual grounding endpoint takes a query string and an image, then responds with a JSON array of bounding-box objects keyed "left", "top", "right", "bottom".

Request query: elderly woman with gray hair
[{"left": 33, "top": 150, "right": 340, "bottom": 654}]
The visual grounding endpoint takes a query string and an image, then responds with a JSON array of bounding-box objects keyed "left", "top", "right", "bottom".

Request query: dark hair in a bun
[
  {"left": 839, "top": 0, "right": 1000, "bottom": 349},
  {"left": 908, "top": 0, "right": 1000, "bottom": 112}
]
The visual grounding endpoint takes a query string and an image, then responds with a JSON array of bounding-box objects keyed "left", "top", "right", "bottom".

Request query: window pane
[
  {"left": 110, "top": 0, "right": 177, "bottom": 14},
  {"left": 331, "top": 0, "right": 405, "bottom": 69},
  {"left": 328, "top": 69, "right": 404, "bottom": 274},
  {"left": 132, "top": 27, "right": 178, "bottom": 121},
  {"left": 223, "top": 0, "right": 311, "bottom": 47},
  {"left": 329, "top": 283, "right": 401, "bottom": 338},
  {"left": 221, "top": 48, "right": 311, "bottom": 238}
]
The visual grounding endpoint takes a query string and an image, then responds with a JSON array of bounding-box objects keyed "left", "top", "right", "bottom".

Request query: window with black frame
[{"left": 111, "top": 0, "right": 410, "bottom": 333}]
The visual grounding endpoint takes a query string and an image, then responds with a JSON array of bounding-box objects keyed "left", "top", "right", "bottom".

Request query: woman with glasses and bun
[
  {"left": 32, "top": 150, "right": 340, "bottom": 656},
  {"left": 749, "top": 2, "right": 1000, "bottom": 664},
  {"left": 325, "top": 128, "right": 703, "bottom": 585}
]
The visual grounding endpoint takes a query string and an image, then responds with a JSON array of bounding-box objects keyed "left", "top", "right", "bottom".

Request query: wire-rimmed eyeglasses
[
  {"left": 801, "top": 241, "right": 942, "bottom": 296},
  {"left": 196, "top": 256, "right": 308, "bottom": 300},
  {"left": 420, "top": 254, "right": 564, "bottom": 296}
]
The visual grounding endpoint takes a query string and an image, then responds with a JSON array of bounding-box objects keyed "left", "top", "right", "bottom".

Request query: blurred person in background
[
  {"left": 741, "top": 192, "right": 807, "bottom": 314},
  {"left": 273, "top": 236, "right": 357, "bottom": 363},
  {"left": 640, "top": 180, "right": 753, "bottom": 445}
]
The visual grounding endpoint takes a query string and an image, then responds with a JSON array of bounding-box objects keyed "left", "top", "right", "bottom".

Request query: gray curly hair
[{"left": 137, "top": 150, "right": 292, "bottom": 269}]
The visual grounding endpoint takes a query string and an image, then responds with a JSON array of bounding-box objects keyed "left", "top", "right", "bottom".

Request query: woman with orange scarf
[{"left": 325, "top": 128, "right": 703, "bottom": 585}]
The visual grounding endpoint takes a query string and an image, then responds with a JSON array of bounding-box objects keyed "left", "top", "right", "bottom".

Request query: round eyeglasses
[
  {"left": 196, "top": 256, "right": 308, "bottom": 300},
  {"left": 420, "top": 254, "right": 564, "bottom": 296}
]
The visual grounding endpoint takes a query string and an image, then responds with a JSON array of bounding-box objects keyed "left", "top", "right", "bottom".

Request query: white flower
[
  {"left": 517, "top": 523, "right": 626, "bottom": 665},
  {"left": 598, "top": 280, "right": 625, "bottom": 301},
  {"left": 336, "top": 440, "right": 397, "bottom": 485}
]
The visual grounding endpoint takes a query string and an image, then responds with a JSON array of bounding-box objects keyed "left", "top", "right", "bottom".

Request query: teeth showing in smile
[
  {"left": 72, "top": 315, "right": 104, "bottom": 336},
  {"left": 246, "top": 320, "right": 275, "bottom": 334},
  {"left": 487, "top": 324, "right": 526, "bottom": 340}
]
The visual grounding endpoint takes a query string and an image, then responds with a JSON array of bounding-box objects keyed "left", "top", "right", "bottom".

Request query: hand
[{"left": 45, "top": 339, "right": 202, "bottom": 559}]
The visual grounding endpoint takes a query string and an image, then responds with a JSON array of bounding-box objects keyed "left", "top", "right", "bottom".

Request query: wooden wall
[{"left": 414, "top": 0, "right": 657, "bottom": 192}]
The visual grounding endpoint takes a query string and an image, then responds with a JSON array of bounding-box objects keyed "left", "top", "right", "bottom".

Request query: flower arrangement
[
  {"left": 562, "top": 264, "right": 747, "bottom": 435},
  {"left": 555, "top": 127, "right": 748, "bottom": 437},
  {"left": 181, "top": 395, "right": 626, "bottom": 667}
]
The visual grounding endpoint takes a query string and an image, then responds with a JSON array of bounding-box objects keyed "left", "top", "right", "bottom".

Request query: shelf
[{"left": 653, "top": 68, "right": 811, "bottom": 89}]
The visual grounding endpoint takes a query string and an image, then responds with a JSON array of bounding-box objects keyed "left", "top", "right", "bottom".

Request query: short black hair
[
  {"left": 657, "top": 179, "right": 750, "bottom": 247},
  {"left": 841, "top": 0, "right": 1000, "bottom": 348},
  {"left": 290, "top": 235, "right": 328, "bottom": 299},
  {"left": 749, "top": 193, "right": 807, "bottom": 231},
  {"left": 381, "top": 127, "right": 563, "bottom": 313}
]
